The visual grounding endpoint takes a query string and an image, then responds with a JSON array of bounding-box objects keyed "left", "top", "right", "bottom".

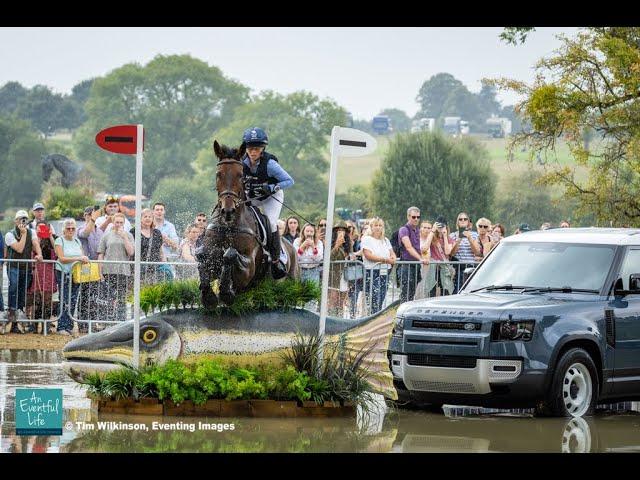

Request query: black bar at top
[
  {"left": 105, "top": 136, "right": 134, "bottom": 143},
  {"left": 339, "top": 139, "right": 366, "bottom": 147}
]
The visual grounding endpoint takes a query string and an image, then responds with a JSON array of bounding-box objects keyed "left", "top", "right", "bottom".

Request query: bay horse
[{"left": 197, "top": 141, "right": 298, "bottom": 308}]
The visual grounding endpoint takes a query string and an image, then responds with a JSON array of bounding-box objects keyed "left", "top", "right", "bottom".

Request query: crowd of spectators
[
  {"left": 0, "top": 197, "right": 206, "bottom": 335},
  {"left": 1, "top": 194, "right": 578, "bottom": 332}
]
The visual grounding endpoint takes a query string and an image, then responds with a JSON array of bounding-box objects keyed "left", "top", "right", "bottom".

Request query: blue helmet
[{"left": 242, "top": 127, "right": 268, "bottom": 147}]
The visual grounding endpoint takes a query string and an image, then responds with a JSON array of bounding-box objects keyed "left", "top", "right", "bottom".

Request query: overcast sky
[{"left": 0, "top": 27, "right": 578, "bottom": 119}]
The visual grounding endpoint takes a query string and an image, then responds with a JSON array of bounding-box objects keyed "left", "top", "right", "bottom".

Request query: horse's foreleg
[
  {"left": 219, "top": 247, "right": 238, "bottom": 305},
  {"left": 197, "top": 247, "right": 222, "bottom": 309}
]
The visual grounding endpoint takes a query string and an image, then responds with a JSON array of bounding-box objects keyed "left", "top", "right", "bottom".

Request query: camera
[
  {"left": 458, "top": 226, "right": 466, "bottom": 237},
  {"left": 20, "top": 218, "right": 28, "bottom": 225}
]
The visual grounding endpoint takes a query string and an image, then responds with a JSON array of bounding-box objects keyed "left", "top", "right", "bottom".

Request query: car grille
[
  {"left": 407, "top": 354, "right": 477, "bottom": 369},
  {"left": 411, "top": 320, "right": 482, "bottom": 331}
]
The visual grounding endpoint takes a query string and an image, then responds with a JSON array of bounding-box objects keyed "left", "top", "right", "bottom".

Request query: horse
[
  {"left": 197, "top": 141, "right": 298, "bottom": 308},
  {"left": 42, "top": 154, "right": 83, "bottom": 188}
]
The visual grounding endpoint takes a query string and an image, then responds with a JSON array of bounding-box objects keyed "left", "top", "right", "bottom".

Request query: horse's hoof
[
  {"left": 219, "top": 290, "right": 235, "bottom": 306},
  {"left": 201, "top": 289, "right": 218, "bottom": 310}
]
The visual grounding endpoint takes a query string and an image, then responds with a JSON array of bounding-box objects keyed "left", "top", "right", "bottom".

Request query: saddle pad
[{"left": 249, "top": 206, "right": 268, "bottom": 247}]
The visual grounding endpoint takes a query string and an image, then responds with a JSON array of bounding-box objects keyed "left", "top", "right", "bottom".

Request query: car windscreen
[{"left": 464, "top": 242, "right": 616, "bottom": 293}]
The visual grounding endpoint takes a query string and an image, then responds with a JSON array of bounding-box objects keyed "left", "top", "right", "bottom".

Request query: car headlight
[
  {"left": 392, "top": 316, "right": 405, "bottom": 339},
  {"left": 491, "top": 317, "right": 535, "bottom": 342}
]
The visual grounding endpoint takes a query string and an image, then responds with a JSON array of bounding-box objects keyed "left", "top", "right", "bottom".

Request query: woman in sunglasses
[
  {"left": 54, "top": 218, "right": 89, "bottom": 336},
  {"left": 474, "top": 217, "right": 495, "bottom": 261}
]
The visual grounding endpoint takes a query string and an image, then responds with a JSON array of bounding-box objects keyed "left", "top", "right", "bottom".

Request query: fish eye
[{"left": 142, "top": 329, "right": 157, "bottom": 344}]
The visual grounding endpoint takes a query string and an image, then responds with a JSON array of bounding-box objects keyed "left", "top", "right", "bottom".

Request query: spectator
[
  {"left": 560, "top": 220, "right": 571, "bottom": 228},
  {"left": 293, "top": 223, "right": 323, "bottom": 284},
  {"left": 540, "top": 222, "right": 552, "bottom": 230},
  {"left": 414, "top": 220, "right": 433, "bottom": 300},
  {"left": 515, "top": 223, "right": 531, "bottom": 235},
  {"left": 97, "top": 213, "right": 135, "bottom": 323},
  {"left": 317, "top": 218, "right": 327, "bottom": 243},
  {"left": 54, "top": 218, "right": 89, "bottom": 336},
  {"left": 423, "top": 221, "right": 456, "bottom": 297},
  {"left": 0, "top": 227, "right": 4, "bottom": 314},
  {"left": 152, "top": 202, "right": 179, "bottom": 260},
  {"left": 3, "top": 210, "right": 43, "bottom": 334},
  {"left": 328, "top": 221, "right": 351, "bottom": 317},
  {"left": 277, "top": 219, "right": 286, "bottom": 237},
  {"left": 178, "top": 223, "right": 200, "bottom": 280},
  {"left": 76, "top": 206, "right": 104, "bottom": 331},
  {"left": 29, "top": 202, "right": 57, "bottom": 236},
  {"left": 398, "top": 207, "right": 428, "bottom": 302},
  {"left": 346, "top": 221, "right": 363, "bottom": 318},
  {"left": 96, "top": 195, "right": 132, "bottom": 234},
  {"left": 130, "top": 208, "right": 166, "bottom": 285},
  {"left": 449, "top": 212, "right": 481, "bottom": 292},
  {"left": 195, "top": 212, "right": 207, "bottom": 227},
  {"left": 26, "top": 223, "right": 58, "bottom": 333},
  {"left": 490, "top": 223, "right": 505, "bottom": 249},
  {"left": 283, "top": 216, "right": 300, "bottom": 244},
  {"left": 361, "top": 217, "right": 395, "bottom": 314},
  {"left": 475, "top": 217, "right": 495, "bottom": 261}
]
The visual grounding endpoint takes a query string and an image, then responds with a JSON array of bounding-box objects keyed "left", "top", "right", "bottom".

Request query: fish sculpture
[{"left": 63, "top": 302, "right": 400, "bottom": 400}]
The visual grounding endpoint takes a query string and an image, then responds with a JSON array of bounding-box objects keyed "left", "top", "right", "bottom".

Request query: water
[{"left": 2, "top": 349, "right": 640, "bottom": 453}]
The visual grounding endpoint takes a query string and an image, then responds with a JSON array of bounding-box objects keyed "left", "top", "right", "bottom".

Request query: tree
[
  {"left": 491, "top": 28, "right": 640, "bottom": 226},
  {"left": 0, "top": 116, "right": 46, "bottom": 211},
  {"left": 14, "top": 85, "right": 67, "bottom": 136},
  {"left": 0, "top": 81, "right": 28, "bottom": 113},
  {"left": 69, "top": 78, "right": 95, "bottom": 126},
  {"left": 493, "top": 171, "right": 580, "bottom": 234},
  {"left": 416, "top": 73, "right": 464, "bottom": 120},
  {"left": 370, "top": 132, "right": 497, "bottom": 232},
  {"left": 194, "top": 90, "right": 347, "bottom": 214},
  {"left": 73, "top": 54, "right": 249, "bottom": 194},
  {"left": 478, "top": 81, "right": 501, "bottom": 117},
  {"left": 499, "top": 27, "right": 536, "bottom": 46},
  {"left": 441, "top": 85, "right": 485, "bottom": 131},
  {"left": 379, "top": 108, "right": 411, "bottom": 132}
]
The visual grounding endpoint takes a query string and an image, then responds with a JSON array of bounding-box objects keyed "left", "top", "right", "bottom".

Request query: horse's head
[{"left": 213, "top": 140, "right": 247, "bottom": 223}]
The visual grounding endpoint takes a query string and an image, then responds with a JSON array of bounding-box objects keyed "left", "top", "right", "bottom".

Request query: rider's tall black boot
[{"left": 270, "top": 230, "right": 287, "bottom": 280}]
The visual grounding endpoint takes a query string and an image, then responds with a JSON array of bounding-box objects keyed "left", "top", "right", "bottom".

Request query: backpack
[{"left": 390, "top": 229, "right": 402, "bottom": 258}]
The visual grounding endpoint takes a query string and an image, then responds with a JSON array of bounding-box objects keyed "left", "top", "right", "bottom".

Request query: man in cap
[
  {"left": 241, "top": 126, "right": 294, "bottom": 279},
  {"left": 30, "top": 202, "right": 56, "bottom": 236},
  {"left": 3, "top": 210, "right": 43, "bottom": 333}
]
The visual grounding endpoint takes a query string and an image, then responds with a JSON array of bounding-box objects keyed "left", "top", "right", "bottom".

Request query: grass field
[{"left": 330, "top": 133, "right": 587, "bottom": 196}]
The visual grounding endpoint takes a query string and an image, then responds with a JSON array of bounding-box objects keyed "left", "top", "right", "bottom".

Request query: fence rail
[{"left": 1, "top": 257, "right": 479, "bottom": 334}]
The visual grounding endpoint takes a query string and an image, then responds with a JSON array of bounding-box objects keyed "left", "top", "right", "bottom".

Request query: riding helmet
[{"left": 242, "top": 127, "right": 269, "bottom": 147}]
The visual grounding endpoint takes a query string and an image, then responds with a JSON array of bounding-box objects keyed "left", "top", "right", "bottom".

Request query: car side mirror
[{"left": 630, "top": 274, "right": 640, "bottom": 292}]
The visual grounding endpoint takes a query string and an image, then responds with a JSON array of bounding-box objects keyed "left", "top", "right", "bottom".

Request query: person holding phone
[
  {"left": 97, "top": 213, "right": 134, "bottom": 323},
  {"left": 474, "top": 217, "right": 495, "bottom": 261},
  {"left": 328, "top": 221, "right": 351, "bottom": 316},
  {"left": 448, "top": 211, "right": 481, "bottom": 292},
  {"left": 293, "top": 223, "right": 323, "bottom": 284}
]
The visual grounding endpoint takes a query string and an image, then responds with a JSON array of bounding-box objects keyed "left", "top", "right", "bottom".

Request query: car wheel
[{"left": 539, "top": 348, "right": 598, "bottom": 418}]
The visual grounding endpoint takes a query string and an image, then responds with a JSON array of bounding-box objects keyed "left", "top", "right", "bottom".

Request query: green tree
[
  {"left": 14, "top": 85, "right": 67, "bottom": 136},
  {"left": 379, "top": 108, "right": 411, "bottom": 132},
  {"left": 0, "top": 116, "right": 46, "bottom": 211},
  {"left": 416, "top": 73, "right": 464, "bottom": 120},
  {"left": 0, "top": 81, "right": 28, "bottom": 113},
  {"left": 370, "top": 132, "right": 496, "bottom": 232},
  {"left": 441, "top": 85, "right": 485, "bottom": 131},
  {"left": 74, "top": 54, "right": 249, "bottom": 194},
  {"left": 499, "top": 27, "right": 536, "bottom": 46},
  {"left": 494, "top": 172, "right": 579, "bottom": 234},
  {"left": 195, "top": 90, "right": 347, "bottom": 214},
  {"left": 152, "top": 177, "right": 216, "bottom": 234},
  {"left": 491, "top": 27, "right": 640, "bottom": 225}
]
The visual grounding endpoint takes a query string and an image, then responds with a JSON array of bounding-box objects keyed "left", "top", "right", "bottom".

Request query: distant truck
[
  {"left": 486, "top": 117, "right": 512, "bottom": 138},
  {"left": 411, "top": 118, "right": 435, "bottom": 133},
  {"left": 443, "top": 116, "right": 469, "bottom": 136},
  {"left": 372, "top": 115, "right": 392, "bottom": 135}
]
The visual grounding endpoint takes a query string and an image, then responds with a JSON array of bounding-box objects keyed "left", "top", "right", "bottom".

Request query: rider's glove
[{"left": 253, "top": 184, "right": 271, "bottom": 197}]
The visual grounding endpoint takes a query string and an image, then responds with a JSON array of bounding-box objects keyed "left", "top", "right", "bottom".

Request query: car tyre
[{"left": 537, "top": 348, "right": 598, "bottom": 418}]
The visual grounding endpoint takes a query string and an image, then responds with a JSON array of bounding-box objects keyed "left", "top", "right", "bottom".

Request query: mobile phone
[{"left": 458, "top": 226, "right": 465, "bottom": 237}]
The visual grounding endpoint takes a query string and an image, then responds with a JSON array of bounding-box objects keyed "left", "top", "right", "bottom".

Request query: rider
[{"left": 241, "top": 127, "right": 294, "bottom": 279}]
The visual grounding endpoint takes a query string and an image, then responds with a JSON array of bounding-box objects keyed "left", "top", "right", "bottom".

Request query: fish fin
[{"left": 338, "top": 301, "right": 400, "bottom": 400}]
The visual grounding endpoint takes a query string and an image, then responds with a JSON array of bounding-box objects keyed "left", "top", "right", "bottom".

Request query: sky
[{"left": 0, "top": 27, "right": 579, "bottom": 120}]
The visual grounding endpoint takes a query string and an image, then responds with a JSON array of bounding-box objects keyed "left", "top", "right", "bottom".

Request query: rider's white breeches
[{"left": 251, "top": 189, "right": 284, "bottom": 233}]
